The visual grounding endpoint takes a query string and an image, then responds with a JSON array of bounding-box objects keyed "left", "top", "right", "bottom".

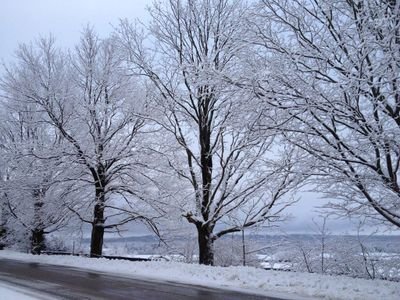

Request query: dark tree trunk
[
  {"left": 31, "top": 228, "right": 45, "bottom": 255},
  {"left": 31, "top": 189, "right": 45, "bottom": 255},
  {"left": 0, "top": 201, "right": 8, "bottom": 250},
  {"left": 199, "top": 100, "right": 213, "bottom": 222},
  {"left": 242, "top": 229, "right": 246, "bottom": 266},
  {"left": 90, "top": 169, "right": 106, "bottom": 257},
  {"left": 0, "top": 227, "right": 7, "bottom": 250},
  {"left": 197, "top": 225, "right": 214, "bottom": 265},
  {"left": 196, "top": 95, "right": 215, "bottom": 265},
  {"left": 90, "top": 201, "right": 105, "bottom": 257}
]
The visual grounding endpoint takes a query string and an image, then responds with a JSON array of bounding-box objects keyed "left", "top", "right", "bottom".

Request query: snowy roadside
[
  {"left": 0, "top": 281, "right": 53, "bottom": 300},
  {"left": 0, "top": 250, "right": 398, "bottom": 300}
]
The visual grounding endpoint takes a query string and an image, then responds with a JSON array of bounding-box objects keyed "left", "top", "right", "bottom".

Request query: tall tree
[
  {"left": 0, "top": 81, "right": 71, "bottom": 254},
  {"left": 251, "top": 0, "right": 400, "bottom": 228},
  {"left": 118, "top": 0, "right": 300, "bottom": 265},
  {"left": 1, "top": 30, "right": 160, "bottom": 256}
]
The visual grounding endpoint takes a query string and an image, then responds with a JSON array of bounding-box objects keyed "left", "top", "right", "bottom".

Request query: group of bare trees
[
  {"left": 289, "top": 218, "right": 400, "bottom": 281},
  {"left": 0, "top": 0, "right": 398, "bottom": 266},
  {"left": 0, "top": 29, "right": 161, "bottom": 256}
]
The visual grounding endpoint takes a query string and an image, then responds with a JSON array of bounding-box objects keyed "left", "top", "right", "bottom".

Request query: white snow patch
[
  {"left": 0, "top": 282, "right": 52, "bottom": 300},
  {"left": 0, "top": 250, "right": 399, "bottom": 300}
]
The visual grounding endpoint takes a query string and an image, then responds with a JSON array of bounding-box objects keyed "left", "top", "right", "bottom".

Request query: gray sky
[
  {"left": 0, "top": 0, "right": 151, "bottom": 63},
  {"left": 0, "top": 0, "right": 382, "bottom": 235}
]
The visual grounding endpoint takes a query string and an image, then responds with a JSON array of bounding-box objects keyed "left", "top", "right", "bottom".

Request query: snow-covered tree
[
  {"left": 1, "top": 29, "right": 161, "bottom": 256},
  {"left": 251, "top": 0, "right": 400, "bottom": 229},
  {"left": 0, "top": 77, "right": 72, "bottom": 254},
  {"left": 117, "top": 0, "right": 301, "bottom": 265}
]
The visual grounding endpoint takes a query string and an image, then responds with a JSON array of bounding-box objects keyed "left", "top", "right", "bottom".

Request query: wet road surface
[{"left": 0, "top": 258, "right": 286, "bottom": 300}]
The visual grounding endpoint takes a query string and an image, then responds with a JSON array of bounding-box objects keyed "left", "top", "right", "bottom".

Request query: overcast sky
[
  {"left": 0, "top": 0, "right": 381, "bottom": 235},
  {"left": 0, "top": 0, "right": 151, "bottom": 63}
]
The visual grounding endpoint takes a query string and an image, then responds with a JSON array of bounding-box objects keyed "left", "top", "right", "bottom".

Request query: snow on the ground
[
  {"left": 0, "top": 251, "right": 399, "bottom": 300},
  {"left": 0, "top": 281, "right": 52, "bottom": 300}
]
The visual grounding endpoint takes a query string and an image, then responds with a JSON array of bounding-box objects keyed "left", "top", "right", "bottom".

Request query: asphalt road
[{"left": 0, "top": 258, "right": 287, "bottom": 300}]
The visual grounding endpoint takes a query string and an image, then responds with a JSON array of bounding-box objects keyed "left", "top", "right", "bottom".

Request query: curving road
[{"left": 0, "top": 259, "right": 287, "bottom": 300}]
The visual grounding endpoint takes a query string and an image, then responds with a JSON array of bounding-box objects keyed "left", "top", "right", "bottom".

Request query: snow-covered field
[{"left": 0, "top": 250, "right": 399, "bottom": 300}]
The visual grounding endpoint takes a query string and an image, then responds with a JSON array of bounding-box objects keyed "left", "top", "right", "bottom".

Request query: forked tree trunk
[{"left": 197, "top": 225, "right": 214, "bottom": 265}]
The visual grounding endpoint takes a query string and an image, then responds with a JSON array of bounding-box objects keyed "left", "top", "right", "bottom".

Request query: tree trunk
[
  {"left": 242, "top": 229, "right": 246, "bottom": 266},
  {"left": 89, "top": 165, "right": 106, "bottom": 257},
  {"left": 90, "top": 174, "right": 106, "bottom": 257},
  {"left": 31, "top": 228, "right": 45, "bottom": 255},
  {"left": 0, "top": 200, "right": 8, "bottom": 250},
  {"left": 32, "top": 189, "right": 45, "bottom": 255},
  {"left": 0, "top": 227, "right": 6, "bottom": 250},
  {"left": 90, "top": 202, "right": 105, "bottom": 257},
  {"left": 197, "top": 225, "right": 214, "bottom": 265}
]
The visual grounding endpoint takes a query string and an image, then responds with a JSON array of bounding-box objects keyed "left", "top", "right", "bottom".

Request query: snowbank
[
  {"left": 0, "top": 250, "right": 399, "bottom": 300},
  {"left": 0, "top": 281, "right": 52, "bottom": 300}
]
